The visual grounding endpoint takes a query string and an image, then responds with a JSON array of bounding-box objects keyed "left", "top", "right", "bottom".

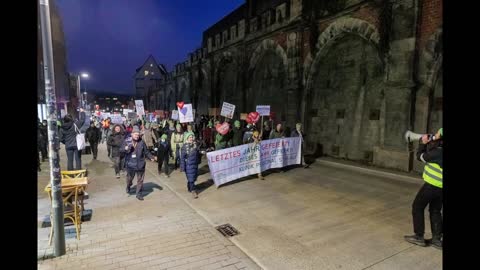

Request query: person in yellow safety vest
[{"left": 404, "top": 128, "right": 443, "bottom": 250}]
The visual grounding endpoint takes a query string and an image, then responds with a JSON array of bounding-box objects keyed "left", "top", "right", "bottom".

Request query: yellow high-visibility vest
[{"left": 423, "top": 162, "right": 443, "bottom": 188}]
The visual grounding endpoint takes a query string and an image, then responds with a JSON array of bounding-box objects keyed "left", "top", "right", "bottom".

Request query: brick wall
[{"left": 418, "top": 0, "right": 442, "bottom": 49}]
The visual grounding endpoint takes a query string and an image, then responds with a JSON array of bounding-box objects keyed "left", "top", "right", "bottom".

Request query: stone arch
[
  {"left": 166, "top": 86, "right": 175, "bottom": 111},
  {"left": 248, "top": 39, "right": 289, "bottom": 123},
  {"left": 248, "top": 39, "right": 288, "bottom": 79},
  {"left": 302, "top": 18, "right": 385, "bottom": 162},
  {"left": 213, "top": 51, "right": 241, "bottom": 110},
  {"left": 177, "top": 77, "right": 190, "bottom": 103},
  {"left": 305, "top": 17, "right": 381, "bottom": 93}
]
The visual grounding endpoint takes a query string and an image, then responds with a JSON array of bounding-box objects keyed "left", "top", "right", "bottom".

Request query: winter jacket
[
  {"left": 180, "top": 143, "right": 200, "bottom": 182},
  {"left": 214, "top": 133, "right": 228, "bottom": 150},
  {"left": 171, "top": 132, "right": 184, "bottom": 159},
  {"left": 60, "top": 120, "right": 83, "bottom": 149},
  {"left": 121, "top": 138, "right": 154, "bottom": 171},
  {"left": 417, "top": 142, "right": 443, "bottom": 168},
  {"left": 143, "top": 129, "right": 157, "bottom": 148},
  {"left": 156, "top": 140, "right": 172, "bottom": 160},
  {"left": 107, "top": 125, "right": 125, "bottom": 158},
  {"left": 231, "top": 127, "right": 243, "bottom": 146},
  {"left": 86, "top": 126, "right": 101, "bottom": 143},
  {"left": 269, "top": 130, "right": 285, "bottom": 140}
]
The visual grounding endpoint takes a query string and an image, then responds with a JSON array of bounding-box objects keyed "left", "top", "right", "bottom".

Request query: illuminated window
[
  {"left": 144, "top": 70, "right": 149, "bottom": 76},
  {"left": 150, "top": 64, "right": 153, "bottom": 67}
]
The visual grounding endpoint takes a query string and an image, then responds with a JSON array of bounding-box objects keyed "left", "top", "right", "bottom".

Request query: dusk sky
[{"left": 56, "top": 0, "right": 244, "bottom": 95}]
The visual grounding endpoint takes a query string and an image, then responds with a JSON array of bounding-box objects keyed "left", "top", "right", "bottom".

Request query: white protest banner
[
  {"left": 220, "top": 102, "right": 235, "bottom": 119},
  {"left": 135, "top": 100, "right": 145, "bottom": 116},
  {"left": 178, "top": 103, "right": 194, "bottom": 123},
  {"left": 256, "top": 105, "right": 270, "bottom": 116},
  {"left": 172, "top": 110, "right": 179, "bottom": 120},
  {"left": 206, "top": 137, "right": 302, "bottom": 187},
  {"left": 110, "top": 114, "right": 123, "bottom": 124}
]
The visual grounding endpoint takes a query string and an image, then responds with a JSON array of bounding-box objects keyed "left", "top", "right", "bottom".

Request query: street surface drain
[{"left": 216, "top": 224, "right": 239, "bottom": 237}]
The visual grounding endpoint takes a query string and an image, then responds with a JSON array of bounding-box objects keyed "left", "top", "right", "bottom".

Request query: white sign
[
  {"left": 110, "top": 115, "right": 123, "bottom": 124},
  {"left": 206, "top": 137, "right": 302, "bottom": 187},
  {"left": 256, "top": 105, "right": 270, "bottom": 116},
  {"left": 178, "top": 103, "right": 194, "bottom": 123},
  {"left": 101, "top": 112, "right": 111, "bottom": 119},
  {"left": 123, "top": 109, "right": 132, "bottom": 116},
  {"left": 172, "top": 110, "right": 179, "bottom": 120},
  {"left": 221, "top": 102, "right": 235, "bottom": 119},
  {"left": 135, "top": 100, "right": 145, "bottom": 116}
]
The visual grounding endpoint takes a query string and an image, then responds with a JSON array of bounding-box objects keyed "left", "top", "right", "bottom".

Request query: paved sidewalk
[
  {"left": 37, "top": 143, "right": 260, "bottom": 270},
  {"left": 158, "top": 155, "right": 442, "bottom": 270}
]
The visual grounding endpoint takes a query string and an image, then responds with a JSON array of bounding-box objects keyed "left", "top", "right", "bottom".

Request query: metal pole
[{"left": 39, "top": 0, "right": 66, "bottom": 257}]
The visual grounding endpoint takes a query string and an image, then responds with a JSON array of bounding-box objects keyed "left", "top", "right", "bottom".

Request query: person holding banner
[
  {"left": 231, "top": 120, "right": 244, "bottom": 147},
  {"left": 246, "top": 130, "right": 264, "bottom": 180},
  {"left": 291, "top": 123, "right": 306, "bottom": 166},
  {"left": 180, "top": 132, "right": 201, "bottom": 199},
  {"left": 269, "top": 123, "right": 285, "bottom": 139},
  {"left": 171, "top": 124, "right": 184, "bottom": 170}
]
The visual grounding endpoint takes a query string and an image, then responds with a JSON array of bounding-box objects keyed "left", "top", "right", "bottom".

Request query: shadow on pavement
[
  {"left": 131, "top": 182, "right": 163, "bottom": 197},
  {"left": 195, "top": 179, "right": 214, "bottom": 194}
]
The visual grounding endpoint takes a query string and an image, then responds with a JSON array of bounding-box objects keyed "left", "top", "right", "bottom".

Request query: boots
[
  {"left": 430, "top": 237, "right": 442, "bottom": 250},
  {"left": 404, "top": 235, "right": 427, "bottom": 247}
]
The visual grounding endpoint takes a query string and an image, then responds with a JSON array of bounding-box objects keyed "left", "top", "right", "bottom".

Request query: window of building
[{"left": 144, "top": 70, "right": 149, "bottom": 76}]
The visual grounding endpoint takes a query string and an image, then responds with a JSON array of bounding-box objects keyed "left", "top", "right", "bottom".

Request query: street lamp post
[
  {"left": 39, "top": 0, "right": 65, "bottom": 257},
  {"left": 80, "top": 73, "right": 89, "bottom": 110}
]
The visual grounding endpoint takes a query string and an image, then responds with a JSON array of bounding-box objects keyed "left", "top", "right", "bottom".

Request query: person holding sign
[
  {"left": 180, "top": 132, "right": 201, "bottom": 199},
  {"left": 246, "top": 130, "right": 265, "bottom": 180}
]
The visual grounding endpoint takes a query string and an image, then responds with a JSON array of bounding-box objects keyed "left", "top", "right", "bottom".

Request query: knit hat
[
  {"left": 234, "top": 120, "right": 240, "bottom": 128},
  {"left": 438, "top": 128, "right": 443, "bottom": 138},
  {"left": 161, "top": 134, "right": 168, "bottom": 140},
  {"left": 183, "top": 131, "right": 195, "bottom": 143},
  {"left": 132, "top": 126, "right": 141, "bottom": 134}
]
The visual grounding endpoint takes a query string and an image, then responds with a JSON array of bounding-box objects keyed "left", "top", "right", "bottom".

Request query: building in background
[
  {"left": 134, "top": 0, "right": 442, "bottom": 173},
  {"left": 133, "top": 55, "right": 167, "bottom": 111}
]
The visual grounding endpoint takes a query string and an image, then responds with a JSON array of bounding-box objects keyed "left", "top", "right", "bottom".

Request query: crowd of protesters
[{"left": 38, "top": 109, "right": 305, "bottom": 200}]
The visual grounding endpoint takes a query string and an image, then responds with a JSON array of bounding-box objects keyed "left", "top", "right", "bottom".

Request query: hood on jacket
[
  {"left": 112, "top": 124, "right": 125, "bottom": 135},
  {"left": 61, "top": 121, "right": 74, "bottom": 130}
]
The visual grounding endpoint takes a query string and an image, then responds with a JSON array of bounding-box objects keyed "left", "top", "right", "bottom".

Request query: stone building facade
[{"left": 135, "top": 0, "right": 442, "bottom": 172}]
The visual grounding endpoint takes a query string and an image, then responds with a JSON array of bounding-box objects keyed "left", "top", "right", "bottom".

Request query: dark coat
[
  {"left": 180, "top": 143, "right": 200, "bottom": 182},
  {"left": 121, "top": 139, "right": 153, "bottom": 171},
  {"left": 107, "top": 126, "right": 125, "bottom": 158},
  {"left": 231, "top": 127, "right": 243, "bottom": 146},
  {"left": 60, "top": 120, "right": 83, "bottom": 149},
  {"left": 156, "top": 140, "right": 172, "bottom": 160},
  {"left": 86, "top": 126, "right": 101, "bottom": 143}
]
